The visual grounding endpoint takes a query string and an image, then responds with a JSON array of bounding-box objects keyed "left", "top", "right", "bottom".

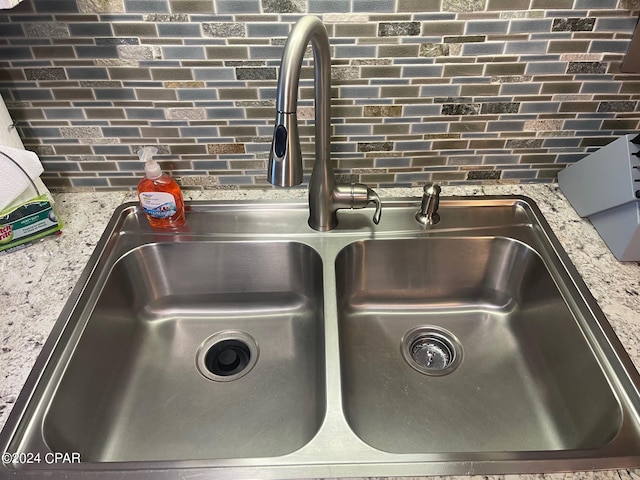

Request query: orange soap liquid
[{"left": 137, "top": 175, "right": 186, "bottom": 229}]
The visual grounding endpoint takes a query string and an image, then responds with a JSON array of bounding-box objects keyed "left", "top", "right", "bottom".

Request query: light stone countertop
[{"left": 0, "top": 183, "right": 639, "bottom": 480}]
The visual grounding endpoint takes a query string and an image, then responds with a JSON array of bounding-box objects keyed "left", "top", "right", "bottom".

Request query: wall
[{"left": 1, "top": 0, "right": 639, "bottom": 191}]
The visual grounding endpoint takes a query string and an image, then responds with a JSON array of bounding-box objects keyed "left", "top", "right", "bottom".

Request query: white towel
[{"left": 0, "top": 144, "right": 44, "bottom": 212}]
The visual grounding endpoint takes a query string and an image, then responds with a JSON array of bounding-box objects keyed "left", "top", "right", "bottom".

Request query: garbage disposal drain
[
  {"left": 401, "top": 326, "right": 462, "bottom": 376},
  {"left": 196, "top": 331, "right": 258, "bottom": 382}
]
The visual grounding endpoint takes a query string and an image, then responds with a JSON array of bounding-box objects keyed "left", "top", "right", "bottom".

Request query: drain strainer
[
  {"left": 401, "top": 326, "right": 462, "bottom": 376},
  {"left": 196, "top": 331, "right": 259, "bottom": 382}
]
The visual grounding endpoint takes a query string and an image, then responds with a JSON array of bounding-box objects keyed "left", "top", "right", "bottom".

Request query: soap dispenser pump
[{"left": 137, "top": 146, "right": 185, "bottom": 229}]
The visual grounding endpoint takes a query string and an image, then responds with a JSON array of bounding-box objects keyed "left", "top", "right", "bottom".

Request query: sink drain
[
  {"left": 196, "top": 331, "right": 259, "bottom": 382},
  {"left": 401, "top": 326, "right": 462, "bottom": 376}
]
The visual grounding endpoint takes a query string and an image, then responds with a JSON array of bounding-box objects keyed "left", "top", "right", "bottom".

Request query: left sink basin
[{"left": 27, "top": 241, "right": 326, "bottom": 462}]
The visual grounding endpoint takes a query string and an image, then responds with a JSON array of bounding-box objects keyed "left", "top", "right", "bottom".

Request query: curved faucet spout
[
  {"left": 268, "top": 16, "right": 331, "bottom": 190},
  {"left": 268, "top": 15, "right": 381, "bottom": 231}
]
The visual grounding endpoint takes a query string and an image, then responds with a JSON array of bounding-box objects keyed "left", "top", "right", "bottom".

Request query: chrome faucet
[{"left": 268, "top": 15, "right": 382, "bottom": 231}]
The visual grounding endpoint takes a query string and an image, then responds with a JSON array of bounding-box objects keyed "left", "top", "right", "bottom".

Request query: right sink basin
[{"left": 336, "top": 236, "right": 621, "bottom": 454}]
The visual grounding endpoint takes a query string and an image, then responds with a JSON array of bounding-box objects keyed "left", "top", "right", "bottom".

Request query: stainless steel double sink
[{"left": 2, "top": 195, "right": 640, "bottom": 479}]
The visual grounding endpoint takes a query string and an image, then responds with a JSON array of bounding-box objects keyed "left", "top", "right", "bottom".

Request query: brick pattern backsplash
[{"left": 1, "top": 0, "right": 639, "bottom": 190}]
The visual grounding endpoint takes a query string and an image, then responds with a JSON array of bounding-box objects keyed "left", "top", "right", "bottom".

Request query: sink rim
[{"left": 2, "top": 195, "right": 640, "bottom": 479}]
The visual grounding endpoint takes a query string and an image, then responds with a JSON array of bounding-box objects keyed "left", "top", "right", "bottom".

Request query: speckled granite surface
[{"left": 0, "top": 184, "right": 639, "bottom": 480}]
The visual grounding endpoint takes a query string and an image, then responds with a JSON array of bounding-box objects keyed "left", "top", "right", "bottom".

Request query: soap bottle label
[{"left": 139, "top": 192, "right": 177, "bottom": 219}]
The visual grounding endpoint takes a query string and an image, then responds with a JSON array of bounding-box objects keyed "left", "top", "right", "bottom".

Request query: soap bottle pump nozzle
[{"left": 138, "top": 146, "right": 161, "bottom": 179}]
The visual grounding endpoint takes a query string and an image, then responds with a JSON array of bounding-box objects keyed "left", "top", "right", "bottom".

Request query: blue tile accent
[
  {"left": 194, "top": 68, "right": 237, "bottom": 81},
  {"left": 247, "top": 23, "right": 291, "bottom": 37},
  {"left": 574, "top": 0, "right": 616, "bottom": 8},
  {"left": 419, "top": 85, "right": 461, "bottom": 97},
  {"left": 102, "top": 127, "right": 143, "bottom": 137},
  {"left": 394, "top": 172, "right": 430, "bottom": 183},
  {"left": 69, "top": 23, "right": 114, "bottom": 36},
  {"left": 502, "top": 170, "right": 536, "bottom": 179},
  {"left": 543, "top": 138, "right": 582, "bottom": 148},
  {"left": 499, "top": 83, "right": 541, "bottom": 96},
  {"left": 205, "top": 108, "right": 246, "bottom": 119},
  {"left": 394, "top": 141, "right": 432, "bottom": 151},
  {"left": 462, "top": 42, "right": 505, "bottom": 56},
  {"left": 580, "top": 82, "right": 621, "bottom": 94},
  {"left": 94, "top": 145, "right": 134, "bottom": 155},
  {"left": 525, "top": 62, "right": 568, "bottom": 75},
  {"left": 486, "top": 121, "right": 525, "bottom": 132},
  {"left": 72, "top": 177, "right": 110, "bottom": 187},
  {"left": 158, "top": 23, "right": 203, "bottom": 37},
  {"left": 465, "top": 20, "right": 509, "bottom": 35},
  {"left": 74, "top": 102, "right": 112, "bottom": 107},
  {"left": 520, "top": 102, "right": 559, "bottom": 114},
  {"left": 333, "top": 124, "right": 373, "bottom": 135},
  {"left": 126, "top": 109, "right": 167, "bottom": 120},
  {"left": 375, "top": 157, "right": 412, "bottom": 167},
  {"left": 509, "top": 19, "right": 553, "bottom": 34},
  {"left": 215, "top": 0, "right": 260, "bottom": 13},
  {"left": 309, "top": 0, "right": 350, "bottom": 13},
  {"left": 0, "top": 46, "right": 32, "bottom": 60},
  {"left": 162, "top": 46, "right": 206, "bottom": 59},
  {"left": 192, "top": 160, "right": 230, "bottom": 169},
  {"left": 18, "top": 126, "right": 60, "bottom": 138},
  {"left": 44, "top": 109, "right": 86, "bottom": 120},
  {"left": 66, "top": 67, "right": 109, "bottom": 80},
  {"left": 339, "top": 86, "right": 382, "bottom": 99},
  {"left": 596, "top": 17, "right": 638, "bottom": 31},
  {"left": 33, "top": 0, "right": 78, "bottom": 12},
  {"left": 75, "top": 46, "right": 119, "bottom": 58},
  {"left": 95, "top": 88, "right": 136, "bottom": 100},
  {"left": 563, "top": 119, "right": 605, "bottom": 130},
  {"left": 124, "top": 0, "right": 170, "bottom": 13},
  {"left": 414, "top": 13, "right": 457, "bottom": 20},
  {"left": 447, "top": 156, "right": 483, "bottom": 165},
  {"left": 403, "top": 65, "right": 444, "bottom": 77},
  {"left": 334, "top": 45, "right": 377, "bottom": 58},
  {"left": 353, "top": 0, "right": 396, "bottom": 12},
  {"left": 248, "top": 46, "right": 288, "bottom": 59},
  {"left": 453, "top": 76, "right": 491, "bottom": 84},
  {"left": 590, "top": 40, "right": 631, "bottom": 53},
  {"left": 410, "top": 122, "right": 449, "bottom": 134},
  {"left": 403, "top": 104, "right": 442, "bottom": 116},
  {"left": 370, "top": 79, "right": 411, "bottom": 85},
  {"left": 505, "top": 41, "right": 548, "bottom": 54},
  {"left": 331, "top": 142, "right": 357, "bottom": 153},
  {"left": 12, "top": 89, "right": 54, "bottom": 101},
  {"left": 42, "top": 161, "right": 81, "bottom": 172},
  {"left": 100, "top": 14, "right": 144, "bottom": 21},
  {"left": 485, "top": 155, "right": 520, "bottom": 164},
  {"left": 0, "top": 24, "right": 24, "bottom": 36},
  {"left": 177, "top": 89, "right": 220, "bottom": 101}
]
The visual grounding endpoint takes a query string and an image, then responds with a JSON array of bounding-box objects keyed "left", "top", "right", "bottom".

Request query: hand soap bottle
[{"left": 137, "top": 146, "right": 186, "bottom": 229}]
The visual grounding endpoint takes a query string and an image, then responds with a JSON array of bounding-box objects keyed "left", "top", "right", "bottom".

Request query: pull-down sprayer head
[{"left": 269, "top": 111, "right": 302, "bottom": 187}]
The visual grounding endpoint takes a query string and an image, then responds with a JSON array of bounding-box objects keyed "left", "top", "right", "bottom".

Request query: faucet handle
[
  {"left": 335, "top": 183, "right": 382, "bottom": 226},
  {"left": 367, "top": 187, "right": 382, "bottom": 225}
]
